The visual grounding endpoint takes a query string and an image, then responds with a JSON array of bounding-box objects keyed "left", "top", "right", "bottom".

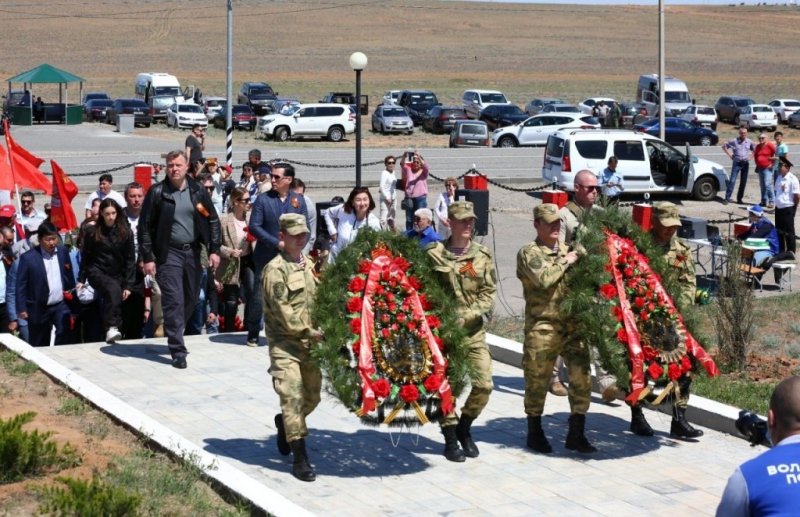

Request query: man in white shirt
[
  {"left": 18, "top": 190, "right": 45, "bottom": 232},
  {"left": 84, "top": 173, "right": 126, "bottom": 219},
  {"left": 773, "top": 157, "right": 799, "bottom": 256}
]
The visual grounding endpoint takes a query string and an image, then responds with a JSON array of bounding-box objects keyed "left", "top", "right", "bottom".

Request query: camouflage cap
[
  {"left": 279, "top": 213, "right": 309, "bottom": 235},
  {"left": 448, "top": 200, "right": 476, "bottom": 220},
  {"left": 533, "top": 203, "right": 560, "bottom": 223},
  {"left": 653, "top": 201, "right": 682, "bottom": 227}
]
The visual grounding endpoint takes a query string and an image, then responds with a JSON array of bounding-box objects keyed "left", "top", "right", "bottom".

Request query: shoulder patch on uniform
[
  {"left": 529, "top": 255, "right": 543, "bottom": 270},
  {"left": 273, "top": 281, "right": 287, "bottom": 299}
]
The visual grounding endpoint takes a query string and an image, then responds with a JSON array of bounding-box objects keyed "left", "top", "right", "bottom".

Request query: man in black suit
[{"left": 16, "top": 222, "right": 75, "bottom": 347}]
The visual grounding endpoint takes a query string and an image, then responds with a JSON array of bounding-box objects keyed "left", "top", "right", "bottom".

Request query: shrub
[
  {"left": 38, "top": 475, "right": 141, "bottom": 517},
  {"left": 711, "top": 242, "right": 754, "bottom": 369},
  {"left": 0, "top": 412, "right": 80, "bottom": 484}
]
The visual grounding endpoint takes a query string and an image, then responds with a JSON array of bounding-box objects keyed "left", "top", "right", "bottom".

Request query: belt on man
[{"left": 170, "top": 243, "right": 195, "bottom": 251}]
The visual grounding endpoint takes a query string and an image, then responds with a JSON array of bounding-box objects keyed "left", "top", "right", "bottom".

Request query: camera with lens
[{"left": 735, "top": 409, "right": 769, "bottom": 446}]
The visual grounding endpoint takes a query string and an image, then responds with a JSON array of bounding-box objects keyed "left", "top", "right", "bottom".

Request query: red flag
[
  {"left": 0, "top": 143, "right": 13, "bottom": 191},
  {"left": 3, "top": 126, "right": 51, "bottom": 194},
  {"left": 49, "top": 160, "right": 79, "bottom": 231}
]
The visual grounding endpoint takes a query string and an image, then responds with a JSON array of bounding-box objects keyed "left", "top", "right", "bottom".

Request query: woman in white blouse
[
  {"left": 324, "top": 187, "right": 381, "bottom": 263},
  {"left": 434, "top": 177, "right": 458, "bottom": 240},
  {"left": 378, "top": 155, "right": 398, "bottom": 230}
]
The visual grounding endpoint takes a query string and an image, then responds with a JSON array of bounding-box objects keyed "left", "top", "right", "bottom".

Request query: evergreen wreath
[
  {"left": 562, "top": 202, "right": 715, "bottom": 396},
  {"left": 312, "top": 228, "right": 470, "bottom": 427}
]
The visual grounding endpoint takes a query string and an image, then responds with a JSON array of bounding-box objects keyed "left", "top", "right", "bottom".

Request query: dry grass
[{"left": 4, "top": 0, "right": 800, "bottom": 109}]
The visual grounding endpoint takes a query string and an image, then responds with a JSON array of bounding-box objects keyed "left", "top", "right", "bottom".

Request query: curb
[
  {"left": 0, "top": 334, "right": 313, "bottom": 517},
  {"left": 486, "top": 333, "right": 755, "bottom": 440}
]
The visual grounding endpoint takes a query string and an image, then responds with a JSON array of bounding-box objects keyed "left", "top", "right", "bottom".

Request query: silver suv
[
  {"left": 257, "top": 103, "right": 355, "bottom": 142},
  {"left": 541, "top": 129, "right": 728, "bottom": 201}
]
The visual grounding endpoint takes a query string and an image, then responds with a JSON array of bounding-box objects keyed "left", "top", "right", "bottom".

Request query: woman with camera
[{"left": 401, "top": 150, "right": 429, "bottom": 231}]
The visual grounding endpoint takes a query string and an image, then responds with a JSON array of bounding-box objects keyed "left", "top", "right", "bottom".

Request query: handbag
[{"left": 400, "top": 197, "right": 413, "bottom": 211}]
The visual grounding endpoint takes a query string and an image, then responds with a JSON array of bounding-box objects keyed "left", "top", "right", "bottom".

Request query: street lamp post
[{"left": 350, "top": 52, "right": 368, "bottom": 187}]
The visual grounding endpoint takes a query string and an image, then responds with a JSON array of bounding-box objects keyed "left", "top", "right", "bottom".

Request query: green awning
[{"left": 7, "top": 63, "right": 84, "bottom": 84}]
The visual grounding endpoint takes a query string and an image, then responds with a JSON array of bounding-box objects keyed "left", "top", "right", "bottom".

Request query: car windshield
[
  {"left": 697, "top": 107, "right": 715, "bottom": 115},
  {"left": 207, "top": 100, "right": 224, "bottom": 107},
  {"left": 179, "top": 104, "right": 203, "bottom": 113},
  {"left": 409, "top": 94, "right": 437, "bottom": 106},
  {"left": 383, "top": 108, "right": 407, "bottom": 117},
  {"left": 250, "top": 86, "right": 272, "bottom": 95},
  {"left": 232, "top": 105, "right": 251, "bottom": 114},
  {"left": 665, "top": 91, "right": 690, "bottom": 102},
  {"left": 282, "top": 105, "right": 301, "bottom": 116},
  {"left": 154, "top": 86, "right": 181, "bottom": 97},
  {"left": 152, "top": 96, "right": 177, "bottom": 108},
  {"left": 480, "top": 93, "right": 508, "bottom": 103},
  {"left": 753, "top": 106, "right": 772, "bottom": 112},
  {"left": 735, "top": 99, "right": 754, "bottom": 107},
  {"left": 92, "top": 100, "right": 113, "bottom": 107},
  {"left": 461, "top": 124, "right": 487, "bottom": 136},
  {"left": 497, "top": 105, "right": 524, "bottom": 115}
]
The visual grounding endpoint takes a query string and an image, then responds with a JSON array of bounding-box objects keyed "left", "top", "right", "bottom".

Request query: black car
[
  {"left": 633, "top": 117, "right": 718, "bottom": 146},
  {"left": 83, "top": 99, "right": 114, "bottom": 122},
  {"left": 105, "top": 99, "right": 152, "bottom": 127},
  {"left": 478, "top": 104, "right": 528, "bottom": 131},
  {"left": 398, "top": 89, "right": 439, "bottom": 126},
  {"left": 422, "top": 105, "right": 468, "bottom": 134},
  {"left": 714, "top": 95, "right": 755, "bottom": 124},
  {"left": 212, "top": 104, "right": 257, "bottom": 131},
  {"left": 238, "top": 81, "right": 276, "bottom": 115}
]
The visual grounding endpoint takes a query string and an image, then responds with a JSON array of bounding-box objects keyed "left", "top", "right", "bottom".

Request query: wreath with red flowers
[
  {"left": 561, "top": 203, "right": 718, "bottom": 406},
  {"left": 313, "top": 229, "right": 469, "bottom": 427}
]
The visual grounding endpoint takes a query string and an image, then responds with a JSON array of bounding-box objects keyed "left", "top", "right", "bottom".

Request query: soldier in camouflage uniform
[
  {"left": 263, "top": 213, "right": 323, "bottom": 481},
  {"left": 648, "top": 202, "right": 703, "bottom": 440},
  {"left": 426, "top": 201, "right": 497, "bottom": 462},
  {"left": 517, "top": 203, "right": 596, "bottom": 454}
]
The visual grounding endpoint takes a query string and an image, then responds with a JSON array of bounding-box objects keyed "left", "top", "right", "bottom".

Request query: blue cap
[{"left": 748, "top": 205, "right": 764, "bottom": 216}]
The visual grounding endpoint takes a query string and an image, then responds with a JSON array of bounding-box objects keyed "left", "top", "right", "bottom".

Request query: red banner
[
  {"left": 2, "top": 122, "right": 51, "bottom": 194},
  {"left": 49, "top": 160, "right": 79, "bottom": 231}
]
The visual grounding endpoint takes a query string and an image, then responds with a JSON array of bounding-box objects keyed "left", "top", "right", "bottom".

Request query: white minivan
[
  {"left": 541, "top": 129, "right": 728, "bottom": 201},
  {"left": 462, "top": 89, "right": 510, "bottom": 119}
]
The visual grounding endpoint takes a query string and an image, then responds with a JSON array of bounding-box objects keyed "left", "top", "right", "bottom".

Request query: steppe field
[{"left": 4, "top": 0, "right": 800, "bottom": 109}]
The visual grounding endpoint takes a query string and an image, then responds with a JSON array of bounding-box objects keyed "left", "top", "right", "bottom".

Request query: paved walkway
[{"left": 3, "top": 333, "right": 762, "bottom": 516}]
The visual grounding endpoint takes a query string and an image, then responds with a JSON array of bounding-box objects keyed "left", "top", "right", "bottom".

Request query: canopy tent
[{"left": 6, "top": 64, "right": 85, "bottom": 125}]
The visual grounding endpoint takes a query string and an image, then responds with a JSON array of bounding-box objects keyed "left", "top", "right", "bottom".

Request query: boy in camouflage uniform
[
  {"left": 647, "top": 202, "right": 703, "bottom": 439},
  {"left": 263, "top": 213, "right": 323, "bottom": 481},
  {"left": 517, "top": 203, "right": 596, "bottom": 454},
  {"left": 426, "top": 201, "right": 496, "bottom": 462}
]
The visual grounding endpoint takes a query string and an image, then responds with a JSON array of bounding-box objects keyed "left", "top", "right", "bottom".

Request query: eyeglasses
[
  {"left": 576, "top": 184, "right": 599, "bottom": 192},
  {"left": 270, "top": 174, "right": 287, "bottom": 181},
  {"left": 239, "top": 197, "right": 251, "bottom": 203},
  {"left": 386, "top": 161, "right": 395, "bottom": 165}
]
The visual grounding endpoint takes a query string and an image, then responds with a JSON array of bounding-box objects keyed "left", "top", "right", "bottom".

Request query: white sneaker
[{"left": 106, "top": 327, "right": 121, "bottom": 344}]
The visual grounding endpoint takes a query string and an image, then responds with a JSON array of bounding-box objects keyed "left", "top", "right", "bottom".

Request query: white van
[
  {"left": 541, "top": 129, "right": 728, "bottom": 201},
  {"left": 637, "top": 74, "right": 692, "bottom": 117},
  {"left": 462, "top": 89, "right": 510, "bottom": 119}
]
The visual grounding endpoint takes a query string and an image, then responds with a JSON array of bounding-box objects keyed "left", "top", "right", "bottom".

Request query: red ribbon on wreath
[{"left": 356, "top": 254, "right": 453, "bottom": 415}]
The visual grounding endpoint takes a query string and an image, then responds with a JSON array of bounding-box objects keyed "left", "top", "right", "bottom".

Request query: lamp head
[{"left": 349, "top": 52, "right": 368, "bottom": 71}]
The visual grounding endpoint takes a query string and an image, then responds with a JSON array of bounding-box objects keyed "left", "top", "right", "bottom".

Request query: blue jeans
[
  {"left": 757, "top": 167, "right": 775, "bottom": 205},
  {"left": 405, "top": 195, "right": 428, "bottom": 231},
  {"left": 726, "top": 159, "right": 749, "bottom": 202}
]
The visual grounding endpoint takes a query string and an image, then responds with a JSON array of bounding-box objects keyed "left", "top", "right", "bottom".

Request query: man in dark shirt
[{"left": 184, "top": 124, "right": 205, "bottom": 168}]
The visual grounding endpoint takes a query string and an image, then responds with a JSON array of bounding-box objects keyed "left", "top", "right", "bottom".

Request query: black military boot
[
  {"left": 670, "top": 406, "right": 704, "bottom": 439},
  {"left": 630, "top": 405, "right": 654, "bottom": 437},
  {"left": 526, "top": 416, "right": 552, "bottom": 453},
  {"left": 441, "top": 425, "right": 466, "bottom": 462},
  {"left": 455, "top": 414, "right": 479, "bottom": 458},
  {"left": 289, "top": 438, "right": 316, "bottom": 482},
  {"left": 274, "top": 414, "right": 291, "bottom": 455},
  {"left": 565, "top": 413, "right": 597, "bottom": 453}
]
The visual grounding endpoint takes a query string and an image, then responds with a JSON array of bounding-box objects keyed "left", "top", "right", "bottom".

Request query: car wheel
[
  {"left": 407, "top": 130, "right": 413, "bottom": 135},
  {"left": 328, "top": 126, "right": 344, "bottom": 142},
  {"left": 380, "top": 125, "right": 387, "bottom": 135},
  {"left": 275, "top": 127, "right": 290, "bottom": 142},
  {"left": 771, "top": 126, "right": 777, "bottom": 132},
  {"left": 497, "top": 136, "right": 517, "bottom": 148},
  {"left": 145, "top": 123, "right": 151, "bottom": 128},
  {"left": 692, "top": 176, "right": 716, "bottom": 201},
  {"left": 700, "top": 135, "right": 712, "bottom": 147}
]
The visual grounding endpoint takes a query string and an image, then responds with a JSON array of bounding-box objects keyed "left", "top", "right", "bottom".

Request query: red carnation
[
  {"left": 612, "top": 306, "right": 624, "bottom": 322},
  {"left": 381, "top": 328, "right": 391, "bottom": 339},
  {"left": 647, "top": 302, "right": 656, "bottom": 313},
  {"left": 349, "top": 317, "right": 361, "bottom": 334},
  {"left": 373, "top": 378, "right": 391, "bottom": 398},
  {"left": 668, "top": 363, "right": 682, "bottom": 381},
  {"left": 348, "top": 277, "right": 366, "bottom": 293},
  {"left": 599, "top": 283, "right": 617, "bottom": 300},
  {"left": 396, "top": 313, "right": 407, "bottom": 324},
  {"left": 359, "top": 260, "right": 372, "bottom": 274},
  {"left": 624, "top": 267, "right": 635, "bottom": 278},
  {"left": 634, "top": 297, "right": 645, "bottom": 309},
  {"left": 425, "top": 314, "right": 441, "bottom": 329},
  {"left": 382, "top": 270, "right": 391, "bottom": 282},
  {"left": 391, "top": 323, "right": 399, "bottom": 331},
  {"left": 647, "top": 361, "right": 664, "bottom": 380},
  {"left": 423, "top": 374, "right": 443, "bottom": 392},
  {"left": 386, "top": 292, "right": 395, "bottom": 303},
  {"left": 407, "top": 321, "right": 417, "bottom": 331},
  {"left": 681, "top": 356, "right": 692, "bottom": 373},
  {"left": 352, "top": 339, "right": 361, "bottom": 355},
  {"left": 392, "top": 257, "right": 410, "bottom": 272},
  {"left": 642, "top": 346, "right": 657, "bottom": 361},
  {"left": 616, "top": 328, "right": 628, "bottom": 343},
  {"left": 63, "top": 290, "right": 74, "bottom": 302},
  {"left": 419, "top": 294, "right": 433, "bottom": 310},
  {"left": 388, "top": 302, "right": 398, "bottom": 312},
  {"left": 381, "top": 313, "right": 391, "bottom": 324},
  {"left": 399, "top": 384, "right": 419, "bottom": 403},
  {"left": 346, "top": 296, "right": 363, "bottom": 313},
  {"left": 408, "top": 276, "right": 422, "bottom": 291},
  {"left": 640, "top": 311, "right": 649, "bottom": 322}
]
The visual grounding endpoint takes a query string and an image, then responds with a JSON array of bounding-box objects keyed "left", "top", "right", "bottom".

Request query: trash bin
[{"left": 117, "top": 114, "right": 134, "bottom": 134}]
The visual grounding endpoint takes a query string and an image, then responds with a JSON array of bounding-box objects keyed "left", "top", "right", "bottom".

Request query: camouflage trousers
[
  {"left": 523, "top": 324, "right": 591, "bottom": 416},
  {"left": 441, "top": 329, "right": 493, "bottom": 427},
  {"left": 269, "top": 343, "right": 322, "bottom": 443}
]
